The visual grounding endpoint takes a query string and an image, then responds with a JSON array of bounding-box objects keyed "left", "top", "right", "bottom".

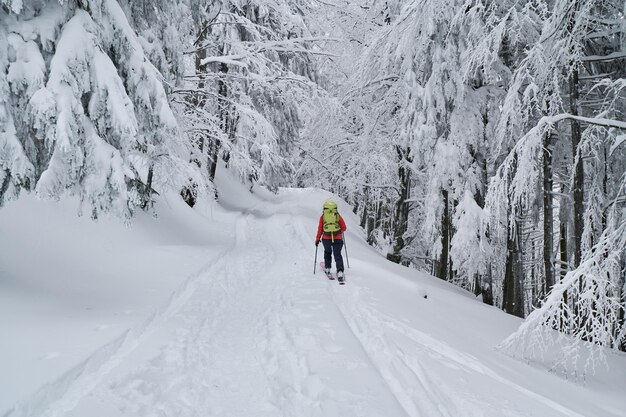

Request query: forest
[{"left": 1, "top": 0, "right": 625, "bottom": 368}]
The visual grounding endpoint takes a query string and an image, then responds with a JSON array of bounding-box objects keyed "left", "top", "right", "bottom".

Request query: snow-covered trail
[
  {"left": 5, "top": 188, "right": 625, "bottom": 417},
  {"left": 7, "top": 195, "right": 407, "bottom": 417}
]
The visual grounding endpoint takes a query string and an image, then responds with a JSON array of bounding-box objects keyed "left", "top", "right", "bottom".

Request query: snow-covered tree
[
  {"left": 479, "top": 0, "right": 626, "bottom": 362},
  {"left": 175, "top": 0, "right": 328, "bottom": 203},
  {"left": 1, "top": 0, "right": 203, "bottom": 217},
  {"left": 294, "top": 0, "right": 625, "bottom": 367}
]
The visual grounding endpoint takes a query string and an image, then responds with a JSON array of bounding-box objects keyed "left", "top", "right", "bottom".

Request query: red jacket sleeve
[
  {"left": 315, "top": 216, "right": 324, "bottom": 241},
  {"left": 339, "top": 215, "right": 347, "bottom": 232}
]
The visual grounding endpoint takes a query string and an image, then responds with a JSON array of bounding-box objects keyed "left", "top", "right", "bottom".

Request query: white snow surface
[{"left": 1, "top": 167, "right": 625, "bottom": 417}]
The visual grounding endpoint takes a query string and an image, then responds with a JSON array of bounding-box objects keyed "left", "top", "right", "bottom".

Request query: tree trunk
[
  {"left": 514, "top": 220, "right": 525, "bottom": 317},
  {"left": 387, "top": 146, "right": 411, "bottom": 265},
  {"left": 543, "top": 132, "right": 555, "bottom": 293},
  {"left": 375, "top": 200, "right": 383, "bottom": 232},
  {"left": 503, "top": 217, "right": 524, "bottom": 317},
  {"left": 559, "top": 218, "right": 570, "bottom": 327},
  {"left": 367, "top": 199, "right": 382, "bottom": 245},
  {"left": 474, "top": 274, "right": 481, "bottom": 297},
  {"left": 503, "top": 227, "right": 515, "bottom": 314},
  {"left": 360, "top": 188, "right": 369, "bottom": 229},
  {"left": 141, "top": 164, "right": 155, "bottom": 210},
  {"left": 0, "top": 169, "right": 11, "bottom": 201},
  {"left": 182, "top": 24, "right": 209, "bottom": 207},
  {"left": 483, "top": 263, "right": 494, "bottom": 306},
  {"left": 602, "top": 145, "right": 608, "bottom": 231},
  {"left": 436, "top": 189, "right": 450, "bottom": 280},
  {"left": 208, "top": 61, "right": 229, "bottom": 183},
  {"left": 616, "top": 270, "right": 626, "bottom": 352},
  {"left": 570, "top": 68, "right": 584, "bottom": 267},
  {"left": 194, "top": 26, "right": 207, "bottom": 117},
  {"left": 566, "top": 0, "right": 584, "bottom": 267},
  {"left": 559, "top": 202, "right": 569, "bottom": 283},
  {"left": 475, "top": 143, "right": 491, "bottom": 303},
  {"left": 366, "top": 206, "right": 376, "bottom": 242}
]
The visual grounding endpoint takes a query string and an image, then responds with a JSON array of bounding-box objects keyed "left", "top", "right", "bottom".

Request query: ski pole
[
  {"left": 344, "top": 235, "right": 350, "bottom": 268},
  {"left": 314, "top": 243, "right": 318, "bottom": 274}
]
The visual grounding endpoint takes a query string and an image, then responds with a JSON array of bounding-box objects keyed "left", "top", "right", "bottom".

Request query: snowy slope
[
  {"left": 0, "top": 192, "right": 233, "bottom": 413},
  {"left": 1, "top": 169, "right": 625, "bottom": 417}
]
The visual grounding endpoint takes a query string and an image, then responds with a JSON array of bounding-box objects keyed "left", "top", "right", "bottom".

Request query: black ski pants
[{"left": 322, "top": 238, "right": 344, "bottom": 272}]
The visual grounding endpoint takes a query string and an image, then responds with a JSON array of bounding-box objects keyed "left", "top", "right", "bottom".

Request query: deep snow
[{"left": 1, "top": 168, "right": 625, "bottom": 417}]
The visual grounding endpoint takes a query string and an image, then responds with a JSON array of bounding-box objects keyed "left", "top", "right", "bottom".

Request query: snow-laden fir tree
[{"left": 1, "top": 0, "right": 203, "bottom": 218}]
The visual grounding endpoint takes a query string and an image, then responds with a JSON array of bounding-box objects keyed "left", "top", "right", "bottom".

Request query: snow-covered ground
[{"left": 1, "top": 168, "right": 625, "bottom": 417}]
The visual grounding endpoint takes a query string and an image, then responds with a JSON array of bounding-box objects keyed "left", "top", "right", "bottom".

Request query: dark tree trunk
[
  {"left": 474, "top": 274, "right": 481, "bottom": 297},
  {"left": 565, "top": 1, "right": 584, "bottom": 267},
  {"left": 503, "top": 218, "right": 524, "bottom": 317},
  {"left": 208, "top": 61, "right": 229, "bottom": 183},
  {"left": 436, "top": 189, "right": 450, "bottom": 280},
  {"left": 602, "top": 145, "right": 608, "bottom": 231},
  {"left": 475, "top": 142, "right": 491, "bottom": 304},
  {"left": 366, "top": 206, "right": 376, "bottom": 242},
  {"left": 558, "top": 224, "right": 568, "bottom": 290},
  {"left": 194, "top": 27, "right": 207, "bottom": 115},
  {"left": 360, "top": 189, "right": 369, "bottom": 229},
  {"left": 141, "top": 164, "right": 155, "bottom": 210},
  {"left": 557, "top": 180, "right": 570, "bottom": 314},
  {"left": 559, "top": 218, "right": 569, "bottom": 325},
  {"left": 0, "top": 169, "right": 11, "bottom": 202},
  {"left": 559, "top": 205, "right": 569, "bottom": 283},
  {"left": 570, "top": 68, "right": 584, "bottom": 267},
  {"left": 375, "top": 200, "right": 383, "bottom": 232},
  {"left": 387, "top": 146, "right": 412, "bottom": 265},
  {"left": 616, "top": 270, "right": 626, "bottom": 352},
  {"left": 208, "top": 140, "right": 219, "bottom": 183},
  {"left": 513, "top": 220, "right": 525, "bottom": 317},
  {"left": 543, "top": 132, "right": 555, "bottom": 293},
  {"left": 482, "top": 264, "right": 494, "bottom": 306},
  {"left": 503, "top": 228, "right": 515, "bottom": 313},
  {"left": 367, "top": 199, "right": 383, "bottom": 245}
]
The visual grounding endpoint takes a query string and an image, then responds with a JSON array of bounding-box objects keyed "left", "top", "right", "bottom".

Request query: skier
[{"left": 315, "top": 200, "right": 347, "bottom": 281}]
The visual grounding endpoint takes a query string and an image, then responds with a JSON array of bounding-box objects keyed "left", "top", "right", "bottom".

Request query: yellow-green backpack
[{"left": 322, "top": 201, "right": 340, "bottom": 233}]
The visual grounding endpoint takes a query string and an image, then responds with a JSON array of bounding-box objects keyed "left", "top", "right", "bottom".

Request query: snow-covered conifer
[{"left": 1, "top": 0, "right": 200, "bottom": 217}]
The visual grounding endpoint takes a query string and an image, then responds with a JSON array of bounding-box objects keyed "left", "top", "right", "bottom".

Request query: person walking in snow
[{"left": 315, "top": 200, "right": 347, "bottom": 281}]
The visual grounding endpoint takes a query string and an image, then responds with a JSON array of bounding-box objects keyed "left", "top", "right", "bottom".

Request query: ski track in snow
[
  {"left": 289, "top": 206, "right": 588, "bottom": 417},
  {"left": 328, "top": 274, "right": 588, "bottom": 417},
  {"left": 5, "top": 195, "right": 608, "bottom": 417},
  {"left": 330, "top": 296, "right": 456, "bottom": 417},
  {"left": 108, "top": 210, "right": 284, "bottom": 417},
  {"left": 4, "top": 239, "right": 237, "bottom": 417}
]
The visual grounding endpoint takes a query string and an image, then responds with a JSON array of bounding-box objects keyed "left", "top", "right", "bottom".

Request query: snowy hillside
[{"left": 1, "top": 168, "right": 624, "bottom": 417}]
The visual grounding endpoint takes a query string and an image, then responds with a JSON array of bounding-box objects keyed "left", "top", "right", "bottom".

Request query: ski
[
  {"left": 320, "top": 262, "right": 335, "bottom": 280},
  {"left": 319, "top": 262, "right": 346, "bottom": 284}
]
